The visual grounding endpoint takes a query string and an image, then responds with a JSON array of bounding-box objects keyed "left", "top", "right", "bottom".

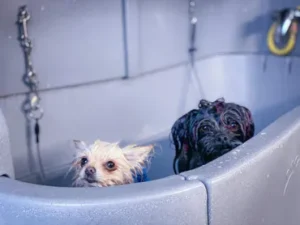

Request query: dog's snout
[
  {"left": 217, "top": 136, "right": 228, "bottom": 142},
  {"left": 85, "top": 166, "right": 96, "bottom": 176}
]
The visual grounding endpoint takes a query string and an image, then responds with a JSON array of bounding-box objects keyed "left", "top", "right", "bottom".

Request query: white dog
[{"left": 70, "top": 139, "right": 154, "bottom": 187}]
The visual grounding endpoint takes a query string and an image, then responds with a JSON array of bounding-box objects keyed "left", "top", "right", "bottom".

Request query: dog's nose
[
  {"left": 85, "top": 166, "right": 96, "bottom": 176},
  {"left": 217, "top": 136, "right": 228, "bottom": 142}
]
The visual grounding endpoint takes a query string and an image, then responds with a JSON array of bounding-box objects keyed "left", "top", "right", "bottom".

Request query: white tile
[
  {"left": 193, "top": 0, "right": 266, "bottom": 57},
  {"left": 0, "top": 0, "right": 124, "bottom": 96},
  {"left": 127, "top": 0, "right": 188, "bottom": 76}
]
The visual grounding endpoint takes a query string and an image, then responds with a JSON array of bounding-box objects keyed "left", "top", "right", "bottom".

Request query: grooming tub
[{"left": 2, "top": 0, "right": 300, "bottom": 224}]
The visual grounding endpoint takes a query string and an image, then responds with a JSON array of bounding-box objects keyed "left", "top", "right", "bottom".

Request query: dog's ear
[
  {"left": 244, "top": 108, "right": 255, "bottom": 140},
  {"left": 215, "top": 97, "right": 225, "bottom": 103},
  {"left": 198, "top": 99, "right": 211, "bottom": 108},
  {"left": 123, "top": 145, "right": 154, "bottom": 169},
  {"left": 73, "top": 140, "right": 89, "bottom": 151}
]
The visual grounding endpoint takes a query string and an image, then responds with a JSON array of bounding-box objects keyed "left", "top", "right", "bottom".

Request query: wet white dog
[{"left": 70, "top": 139, "right": 154, "bottom": 187}]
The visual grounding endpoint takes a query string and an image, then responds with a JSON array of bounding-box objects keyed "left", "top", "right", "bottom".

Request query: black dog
[{"left": 171, "top": 98, "right": 255, "bottom": 174}]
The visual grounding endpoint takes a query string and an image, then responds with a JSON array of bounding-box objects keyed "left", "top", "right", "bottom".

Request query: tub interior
[
  {"left": 18, "top": 95, "right": 300, "bottom": 187},
  {"left": 19, "top": 131, "right": 174, "bottom": 187}
]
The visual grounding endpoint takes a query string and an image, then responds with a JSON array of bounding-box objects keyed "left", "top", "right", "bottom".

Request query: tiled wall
[
  {"left": 1, "top": 0, "right": 300, "bottom": 180},
  {"left": 0, "top": 0, "right": 125, "bottom": 97}
]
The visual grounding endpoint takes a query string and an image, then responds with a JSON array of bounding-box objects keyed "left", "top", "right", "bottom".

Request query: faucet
[{"left": 273, "top": 8, "right": 300, "bottom": 37}]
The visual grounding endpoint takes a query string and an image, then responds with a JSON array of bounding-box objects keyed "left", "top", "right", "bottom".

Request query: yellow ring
[
  {"left": 267, "top": 6, "right": 300, "bottom": 56},
  {"left": 267, "top": 22, "right": 296, "bottom": 56}
]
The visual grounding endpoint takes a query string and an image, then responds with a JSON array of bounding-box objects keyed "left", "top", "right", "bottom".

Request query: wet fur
[
  {"left": 171, "top": 98, "right": 255, "bottom": 174},
  {"left": 70, "top": 140, "right": 154, "bottom": 187}
]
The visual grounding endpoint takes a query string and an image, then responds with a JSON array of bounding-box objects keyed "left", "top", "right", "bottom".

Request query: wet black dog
[{"left": 171, "top": 98, "right": 255, "bottom": 174}]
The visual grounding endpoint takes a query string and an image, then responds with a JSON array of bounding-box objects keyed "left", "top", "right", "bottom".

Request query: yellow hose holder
[
  {"left": 267, "top": 7, "right": 300, "bottom": 56},
  {"left": 267, "top": 21, "right": 297, "bottom": 56}
]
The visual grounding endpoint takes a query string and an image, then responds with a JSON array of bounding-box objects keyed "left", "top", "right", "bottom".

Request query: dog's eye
[
  {"left": 200, "top": 125, "right": 211, "bottom": 132},
  {"left": 105, "top": 161, "right": 116, "bottom": 171},
  {"left": 229, "top": 121, "right": 239, "bottom": 132},
  {"left": 80, "top": 157, "right": 88, "bottom": 167}
]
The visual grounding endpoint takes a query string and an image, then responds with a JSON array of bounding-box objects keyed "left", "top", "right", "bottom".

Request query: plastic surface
[
  {"left": 0, "top": 109, "right": 14, "bottom": 179},
  {"left": 0, "top": 175, "right": 208, "bottom": 225},
  {"left": 182, "top": 106, "right": 300, "bottom": 225}
]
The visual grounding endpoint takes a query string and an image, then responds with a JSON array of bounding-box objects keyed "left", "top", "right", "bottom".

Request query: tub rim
[{"left": 0, "top": 172, "right": 205, "bottom": 206}]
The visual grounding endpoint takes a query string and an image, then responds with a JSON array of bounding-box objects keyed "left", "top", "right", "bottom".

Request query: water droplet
[
  {"left": 217, "top": 166, "right": 222, "bottom": 169},
  {"left": 232, "top": 151, "right": 237, "bottom": 155},
  {"left": 267, "top": 174, "right": 270, "bottom": 178},
  {"left": 41, "top": 6, "right": 45, "bottom": 11},
  {"left": 186, "top": 175, "right": 198, "bottom": 181},
  {"left": 261, "top": 132, "right": 266, "bottom": 135},
  {"left": 8, "top": 36, "right": 12, "bottom": 39}
]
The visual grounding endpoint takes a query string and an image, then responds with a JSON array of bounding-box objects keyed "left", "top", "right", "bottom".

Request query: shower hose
[{"left": 267, "top": 6, "right": 300, "bottom": 56}]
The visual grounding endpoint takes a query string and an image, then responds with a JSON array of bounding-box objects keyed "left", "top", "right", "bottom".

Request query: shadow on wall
[{"left": 242, "top": 12, "right": 270, "bottom": 53}]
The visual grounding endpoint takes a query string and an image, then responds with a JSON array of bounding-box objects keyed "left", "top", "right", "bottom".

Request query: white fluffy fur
[{"left": 70, "top": 139, "right": 154, "bottom": 188}]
